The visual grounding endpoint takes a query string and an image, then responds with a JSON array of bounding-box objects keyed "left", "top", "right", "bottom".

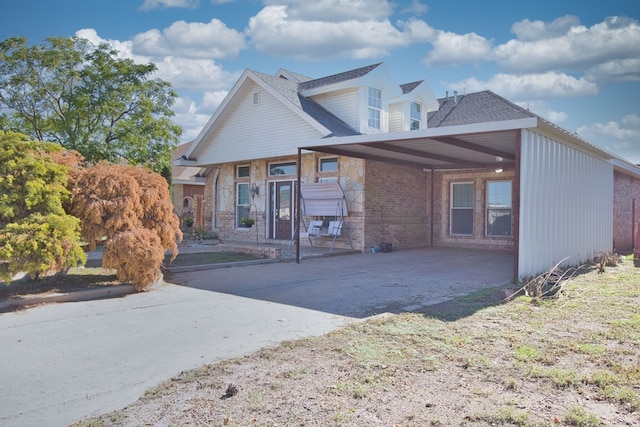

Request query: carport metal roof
[{"left": 300, "top": 118, "right": 536, "bottom": 170}]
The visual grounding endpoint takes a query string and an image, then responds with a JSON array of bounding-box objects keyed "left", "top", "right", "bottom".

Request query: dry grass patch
[{"left": 73, "top": 257, "right": 639, "bottom": 426}]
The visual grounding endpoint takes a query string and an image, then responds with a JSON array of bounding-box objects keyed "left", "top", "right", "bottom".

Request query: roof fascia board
[
  {"left": 611, "top": 159, "right": 640, "bottom": 179},
  {"left": 173, "top": 158, "right": 198, "bottom": 166},
  {"left": 535, "top": 119, "right": 625, "bottom": 161},
  {"left": 301, "top": 117, "right": 538, "bottom": 149},
  {"left": 173, "top": 179, "right": 205, "bottom": 186}
]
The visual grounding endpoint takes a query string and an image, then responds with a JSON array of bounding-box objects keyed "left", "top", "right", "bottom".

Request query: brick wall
[
  {"left": 613, "top": 170, "right": 640, "bottom": 252},
  {"left": 433, "top": 169, "right": 515, "bottom": 252},
  {"left": 363, "top": 160, "right": 430, "bottom": 250}
]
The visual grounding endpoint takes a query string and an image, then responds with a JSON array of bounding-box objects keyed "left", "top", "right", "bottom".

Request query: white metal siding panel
[
  {"left": 312, "top": 88, "right": 359, "bottom": 131},
  {"left": 519, "top": 129, "right": 613, "bottom": 278},
  {"left": 389, "top": 102, "right": 402, "bottom": 132},
  {"left": 196, "top": 82, "right": 325, "bottom": 165}
]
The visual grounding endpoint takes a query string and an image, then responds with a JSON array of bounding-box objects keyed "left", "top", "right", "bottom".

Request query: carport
[
  {"left": 294, "top": 114, "right": 616, "bottom": 282},
  {"left": 294, "top": 118, "right": 528, "bottom": 281}
]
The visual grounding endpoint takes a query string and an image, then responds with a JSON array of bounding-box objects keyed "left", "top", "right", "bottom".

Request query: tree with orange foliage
[{"left": 66, "top": 162, "right": 183, "bottom": 291}]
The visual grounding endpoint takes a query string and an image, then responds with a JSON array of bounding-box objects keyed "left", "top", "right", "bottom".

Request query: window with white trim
[
  {"left": 367, "top": 87, "right": 381, "bottom": 129},
  {"left": 252, "top": 91, "right": 260, "bottom": 105},
  {"left": 236, "top": 183, "right": 250, "bottom": 228},
  {"left": 236, "top": 165, "right": 250, "bottom": 228},
  {"left": 451, "top": 182, "right": 474, "bottom": 235},
  {"left": 410, "top": 102, "right": 421, "bottom": 130},
  {"left": 486, "top": 181, "right": 512, "bottom": 236},
  {"left": 237, "top": 165, "right": 249, "bottom": 178},
  {"left": 269, "top": 162, "right": 296, "bottom": 176},
  {"left": 319, "top": 157, "right": 338, "bottom": 172}
]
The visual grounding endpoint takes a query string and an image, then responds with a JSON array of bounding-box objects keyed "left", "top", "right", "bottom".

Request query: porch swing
[{"left": 293, "top": 182, "right": 353, "bottom": 252}]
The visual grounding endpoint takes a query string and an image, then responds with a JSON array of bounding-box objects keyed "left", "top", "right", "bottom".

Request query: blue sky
[{"left": 2, "top": 0, "right": 639, "bottom": 163}]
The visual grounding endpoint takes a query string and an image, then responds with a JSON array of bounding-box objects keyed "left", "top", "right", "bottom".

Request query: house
[
  {"left": 171, "top": 141, "right": 206, "bottom": 229},
  {"left": 175, "top": 63, "right": 640, "bottom": 280}
]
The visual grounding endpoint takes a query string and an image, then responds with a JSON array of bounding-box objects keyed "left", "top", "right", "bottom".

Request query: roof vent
[{"left": 453, "top": 90, "right": 458, "bottom": 105}]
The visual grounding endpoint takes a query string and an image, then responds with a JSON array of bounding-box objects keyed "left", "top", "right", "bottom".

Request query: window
[
  {"left": 451, "top": 182, "right": 474, "bottom": 235},
  {"left": 269, "top": 162, "right": 296, "bottom": 176},
  {"left": 367, "top": 87, "right": 381, "bottom": 129},
  {"left": 252, "top": 91, "right": 259, "bottom": 105},
  {"left": 319, "top": 157, "right": 338, "bottom": 172},
  {"left": 237, "top": 165, "right": 250, "bottom": 178},
  {"left": 486, "top": 181, "right": 512, "bottom": 236},
  {"left": 236, "top": 183, "right": 250, "bottom": 228},
  {"left": 410, "top": 102, "right": 421, "bottom": 130}
]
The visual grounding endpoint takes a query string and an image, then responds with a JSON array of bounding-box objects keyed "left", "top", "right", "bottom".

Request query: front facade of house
[{"left": 176, "top": 63, "right": 640, "bottom": 280}]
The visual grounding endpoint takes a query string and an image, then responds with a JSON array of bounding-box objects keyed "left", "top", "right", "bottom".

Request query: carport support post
[
  {"left": 296, "top": 148, "right": 302, "bottom": 263},
  {"left": 513, "top": 132, "right": 521, "bottom": 282}
]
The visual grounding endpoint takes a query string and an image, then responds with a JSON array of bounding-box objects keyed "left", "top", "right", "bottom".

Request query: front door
[{"left": 271, "top": 181, "right": 293, "bottom": 240}]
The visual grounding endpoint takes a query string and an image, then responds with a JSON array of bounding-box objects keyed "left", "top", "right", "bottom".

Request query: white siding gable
[
  {"left": 311, "top": 88, "right": 359, "bottom": 132},
  {"left": 388, "top": 102, "right": 403, "bottom": 132},
  {"left": 194, "top": 81, "right": 326, "bottom": 165}
]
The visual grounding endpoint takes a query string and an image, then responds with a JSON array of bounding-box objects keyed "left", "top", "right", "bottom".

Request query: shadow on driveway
[{"left": 166, "top": 247, "right": 515, "bottom": 319}]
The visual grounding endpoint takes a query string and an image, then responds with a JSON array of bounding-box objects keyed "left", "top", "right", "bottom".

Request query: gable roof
[
  {"left": 400, "top": 80, "right": 423, "bottom": 94},
  {"left": 299, "top": 63, "right": 382, "bottom": 91},
  {"left": 428, "top": 90, "right": 535, "bottom": 128}
]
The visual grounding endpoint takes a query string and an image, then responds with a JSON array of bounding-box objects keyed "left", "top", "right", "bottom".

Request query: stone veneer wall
[
  {"left": 613, "top": 170, "right": 640, "bottom": 252},
  {"left": 202, "top": 154, "right": 366, "bottom": 250}
]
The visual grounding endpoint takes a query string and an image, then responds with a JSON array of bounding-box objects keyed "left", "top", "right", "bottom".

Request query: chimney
[
  {"left": 453, "top": 90, "right": 458, "bottom": 105},
  {"left": 445, "top": 90, "right": 448, "bottom": 100}
]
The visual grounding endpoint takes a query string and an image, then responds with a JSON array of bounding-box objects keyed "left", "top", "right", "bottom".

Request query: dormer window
[
  {"left": 410, "top": 102, "right": 421, "bottom": 130},
  {"left": 367, "top": 87, "right": 381, "bottom": 129}
]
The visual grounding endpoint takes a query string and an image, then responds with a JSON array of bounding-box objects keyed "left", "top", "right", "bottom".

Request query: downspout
[
  {"left": 513, "top": 131, "right": 521, "bottom": 283},
  {"left": 296, "top": 148, "right": 302, "bottom": 263},
  {"left": 430, "top": 169, "right": 434, "bottom": 247},
  {"left": 633, "top": 198, "right": 636, "bottom": 250}
]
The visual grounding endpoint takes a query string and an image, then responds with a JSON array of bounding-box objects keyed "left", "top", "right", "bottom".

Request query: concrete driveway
[
  {"left": 170, "top": 246, "right": 514, "bottom": 318},
  {"left": 0, "top": 247, "right": 512, "bottom": 427}
]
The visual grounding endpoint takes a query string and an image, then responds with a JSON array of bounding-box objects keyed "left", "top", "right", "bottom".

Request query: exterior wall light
[{"left": 250, "top": 183, "right": 260, "bottom": 198}]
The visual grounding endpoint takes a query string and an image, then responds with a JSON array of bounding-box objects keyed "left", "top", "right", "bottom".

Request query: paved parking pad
[{"left": 0, "top": 247, "right": 512, "bottom": 426}]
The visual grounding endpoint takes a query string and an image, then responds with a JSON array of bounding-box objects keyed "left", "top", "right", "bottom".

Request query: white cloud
[
  {"left": 400, "top": 0, "right": 428, "bottom": 15},
  {"left": 511, "top": 15, "right": 580, "bottom": 41},
  {"left": 514, "top": 100, "right": 568, "bottom": 125},
  {"left": 246, "top": 4, "right": 415, "bottom": 59},
  {"left": 262, "top": 0, "right": 392, "bottom": 22},
  {"left": 445, "top": 72, "right": 598, "bottom": 100},
  {"left": 140, "top": 0, "right": 199, "bottom": 11},
  {"left": 492, "top": 16, "right": 640, "bottom": 76},
  {"left": 154, "top": 57, "right": 240, "bottom": 91},
  {"left": 172, "top": 96, "right": 214, "bottom": 142},
  {"left": 577, "top": 113, "right": 640, "bottom": 163},
  {"left": 423, "top": 30, "right": 492, "bottom": 66},
  {"left": 76, "top": 29, "right": 141, "bottom": 61},
  {"left": 74, "top": 27, "right": 242, "bottom": 140},
  {"left": 133, "top": 19, "right": 246, "bottom": 59},
  {"left": 585, "top": 58, "right": 640, "bottom": 83}
]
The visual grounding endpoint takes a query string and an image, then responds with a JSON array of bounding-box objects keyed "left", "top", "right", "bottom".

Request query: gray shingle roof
[
  {"left": 428, "top": 90, "right": 535, "bottom": 128},
  {"left": 400, "top": 80, "right": 423, "bottom": 94},
  {"left": 299, "top": 63, "right": 382, "bottom": 91}
]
